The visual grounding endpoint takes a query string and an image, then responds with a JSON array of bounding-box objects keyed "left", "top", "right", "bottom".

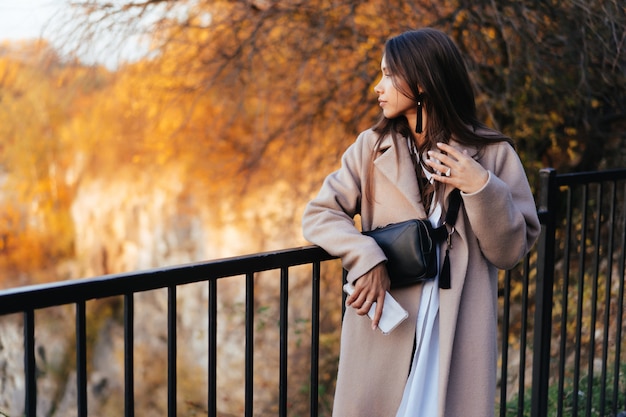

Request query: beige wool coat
[{"left": 302, "top": 128, "right": 541, "bottom": 417}]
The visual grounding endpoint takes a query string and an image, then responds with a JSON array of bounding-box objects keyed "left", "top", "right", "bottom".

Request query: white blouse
[{"left": 395, "top": 165, "right": 442, "bottom": 417}]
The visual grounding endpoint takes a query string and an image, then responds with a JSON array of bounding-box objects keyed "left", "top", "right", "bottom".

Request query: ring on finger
[{"left": 445, "top": 167, "right": 451, "bottom": 177}]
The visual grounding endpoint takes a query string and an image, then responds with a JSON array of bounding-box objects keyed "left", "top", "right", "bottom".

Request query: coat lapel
[{"left": 373, "top": 135, "right": 427, "bottom": 218}]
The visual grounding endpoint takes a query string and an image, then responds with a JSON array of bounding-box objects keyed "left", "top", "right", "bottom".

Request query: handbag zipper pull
[{"left": 446, "top": 226, "right": 455, "bottom": 248}]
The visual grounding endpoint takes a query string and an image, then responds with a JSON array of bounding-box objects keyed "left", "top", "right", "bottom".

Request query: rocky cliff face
[{"left": 0, "top": 169, "right": 338, "bottom": 416}]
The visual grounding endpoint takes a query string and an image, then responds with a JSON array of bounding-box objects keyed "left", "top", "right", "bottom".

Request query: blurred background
[{"left": 0, "top": 0, "right": 624, "bottom": 287}]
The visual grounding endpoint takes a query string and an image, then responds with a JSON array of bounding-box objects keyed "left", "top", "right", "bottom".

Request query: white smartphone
[{"left": 343, "top": 283, "right": 409, "bottom": 335}]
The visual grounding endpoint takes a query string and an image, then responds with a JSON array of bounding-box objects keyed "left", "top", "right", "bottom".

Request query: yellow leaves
[
  {"left": 0, "top": 198, "right": 75, "bottom": 286},
  {"left": 0, "top": 42, "right": 100, "bottom": 283},
  {"left": 0, "top": 58, "right": 21, "bottom": 92},
  {"left": 482, "top": 26, "right": 498, "bottom": 40},
  {"left": 6, "top": 0, "right": 612, "bottom": 285}
]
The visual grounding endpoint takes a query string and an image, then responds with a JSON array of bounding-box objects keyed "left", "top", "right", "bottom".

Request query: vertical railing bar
[
  {"left": 585, "top": 183, "right": 603, "bottom": 417},
  {"left": 24, "top": 309, "right": 36, "bottom": 417},
  {"left": 518, "top": 256, "right": 530, "bottom": 416},
  {"left": 599, "top": 182, "right": 616, "bottom": 417},
  {"left": 613, "top": 182, "right": 626, "bottom": 413},
  {"left": 208, "top": 278, "right": 217, "bottom": 417},
  {"left": 531, "top": 168, "right": 558, "bottom": 417},
  {"left": 557, "top": 187, "right": 574, "bottom": 417},
  {"left": 573, "top": 183, "right": 589, "bottom": 417},
  {"left": 245, "top": 272, "right": 255, "bottom": 417},
  {"left": 310, "top": 261, "right": 321, "bottom": 417},
  {"left": 499, "top": 270, "right": 511, "bottom": 417},
  {"left": 279, "top": 266, "right": 289, "bottom": 417},
  {"left": 76, "top": 300, "right": 88, "bottom": 417},
  {"left": 124, "top": 293, "right": 135, "bottom": 417},
  {"left": 167, "top": 286, "right": 177, "bottom": 417}
]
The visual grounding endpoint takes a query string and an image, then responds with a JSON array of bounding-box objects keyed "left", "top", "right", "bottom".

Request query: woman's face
[{"left": 374, "top": 56, "right": 416, "bottom": 121}]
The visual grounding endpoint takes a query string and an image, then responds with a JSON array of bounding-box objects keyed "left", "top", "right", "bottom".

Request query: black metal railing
[
  {"left": 529, "top": 168, "right": 626, "bottom": 417},
  {"left": 0, "top": 247, "right": 336, "bottom": 417},
  {"left": 1, "top": 168, "right": 626, "bottom": 417}
]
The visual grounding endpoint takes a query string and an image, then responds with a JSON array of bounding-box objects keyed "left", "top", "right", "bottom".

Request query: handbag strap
[
  {"left": 431, "top": 188, "right": 461, "bottom": 241},
  {"left": 444, "top": 188, "right": 462, "bottom": 226},
  {"left": 439, "top": 188, "right": 461, "bottom": 289}
]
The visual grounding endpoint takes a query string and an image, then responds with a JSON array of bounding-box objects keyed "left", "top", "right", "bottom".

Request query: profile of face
[{"left": 374, "top": 56, "right": 417, "bottom": 122}]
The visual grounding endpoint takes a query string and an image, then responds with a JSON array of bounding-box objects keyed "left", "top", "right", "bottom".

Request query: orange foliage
[
  {"left": 2, "top": 0, "right": 624, "bottom": 286},
  {"left": 0, "top": 41, "right": 104, "bottom": 285}
]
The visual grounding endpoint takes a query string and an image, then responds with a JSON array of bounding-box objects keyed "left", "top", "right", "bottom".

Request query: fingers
[
  {"left": 370, "top": 293, "right": 385, "bottom": 329},
  {"left": 345, "top": 283, "right": 372, "bottom": 309},
  {"left": 355, "top": 298, "right": 375, "bottom": 316},
  {"left": 427, "top": 143, "right": 465, "bottom": 167},
  {"left": 347, "top": 263, "right": 390, "bottom": 330},
  {"left": 350, "top": 294, "right": 385, "bottom": 330},
  {"left": 434, "top": 142, "right": 463, "bottom": 158},
  {"left": 347, "top": 286, "right": 382, "bottom": 316},
  {"left": 425, "top": 144, "right": 462, "bottom": 179},
  {"left": 425, "top": 154, "right": 451, "bottom": 176},
  {"left": 425, "top": 143, "right": 488, "bottom": 193}
]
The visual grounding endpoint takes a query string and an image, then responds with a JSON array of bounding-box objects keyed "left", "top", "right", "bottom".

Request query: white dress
[{"left": 395, "top": 169, "right": 442, "bottom": 417}]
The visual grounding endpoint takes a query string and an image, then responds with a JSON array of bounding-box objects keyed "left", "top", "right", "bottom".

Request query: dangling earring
[{"left": 415, "top": 93, "right": 424, "bottom": 134}]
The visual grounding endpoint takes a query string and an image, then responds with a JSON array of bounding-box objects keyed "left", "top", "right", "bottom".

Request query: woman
[{"left": 302, "top": 28, "right": 540, "bottom": 417}]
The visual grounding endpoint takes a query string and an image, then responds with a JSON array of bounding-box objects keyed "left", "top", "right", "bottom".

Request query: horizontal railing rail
[{"left": 0, "top": 246, "right": 334, "bottom": 315}]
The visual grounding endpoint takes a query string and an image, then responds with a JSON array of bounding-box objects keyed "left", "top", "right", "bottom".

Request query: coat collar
[{"left": 373, "top": 134, "right": 458, "bottom": 219}]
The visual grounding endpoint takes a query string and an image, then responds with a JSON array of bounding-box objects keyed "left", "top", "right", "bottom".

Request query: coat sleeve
[
  {"left": 302, "top": 131, "right": 388, "bottom": 283},
  {"left": 460, "top": 142, "right": 541, "bottom": 270}
]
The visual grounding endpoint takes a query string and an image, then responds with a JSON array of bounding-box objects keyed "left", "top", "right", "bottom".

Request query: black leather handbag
[
  {"left": 363, "top": 189, "right": 461, "bottom": 289},
  {"left": 363, "top": 219, "right": 440, "bottom": 288}
]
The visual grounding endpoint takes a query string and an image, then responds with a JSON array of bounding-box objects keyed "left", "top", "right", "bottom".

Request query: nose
[{"left": 374, "top": 80, "right": 382, "bottom": 95}]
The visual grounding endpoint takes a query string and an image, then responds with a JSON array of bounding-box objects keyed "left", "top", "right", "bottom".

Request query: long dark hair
[{"left": 368, "top": 28, "right": 513, "bottom": 205}]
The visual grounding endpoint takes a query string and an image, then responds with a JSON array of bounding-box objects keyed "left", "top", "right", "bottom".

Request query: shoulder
[
  {"left": 353, "top": 128, "right": 381, "bottom": 150},
  {"left": 469, "top": 127, "right": 518, "bottom": 164},
  {"left": 341, "top": 128, "right": 383, "bottom": 162},
  {"left": 482, "top": 140, "right": 516, "bottom": 160},
  {"left": 482, "top": 140, "right": 519, "bottom": 166},
  {"left": 473, "top": 141, "right": 524, "bottom": 183}
]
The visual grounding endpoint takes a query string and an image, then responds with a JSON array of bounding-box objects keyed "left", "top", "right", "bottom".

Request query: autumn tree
[
  {"left": 61, "top": 0, "right": 625, "bottom": 191},
  {"left": 446, "top": 0, "right": 626, "bottom": 174}
]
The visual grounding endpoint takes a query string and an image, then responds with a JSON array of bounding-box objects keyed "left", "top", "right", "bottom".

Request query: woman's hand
[
  {"left": 346, "top": 263, "right": 391, "bottom": 330},
  {"left": 425, "top": 142, "right": 489, "bottom": 194}
]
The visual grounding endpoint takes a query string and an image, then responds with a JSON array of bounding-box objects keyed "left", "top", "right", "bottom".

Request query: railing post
[
  {"left": 24, "top": 309, "right": 36, "bottom": 417},
  {"left": 310, "top": 262, "right": 321, "bottom": 417},
  {"left": 531, "top": 168, "right": 558, "bottom": 417}
]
